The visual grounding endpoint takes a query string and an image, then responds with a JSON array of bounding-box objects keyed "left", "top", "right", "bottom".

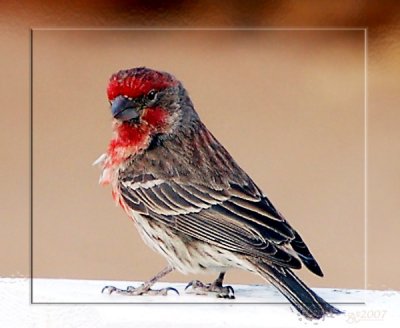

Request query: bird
[{"left": 95, "top": 67, "right": 342, "bottom": 319}]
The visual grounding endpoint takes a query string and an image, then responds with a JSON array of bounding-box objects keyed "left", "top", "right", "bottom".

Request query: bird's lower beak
[{"left": 111, "top": 95, "right": 140, "bottom": 121}]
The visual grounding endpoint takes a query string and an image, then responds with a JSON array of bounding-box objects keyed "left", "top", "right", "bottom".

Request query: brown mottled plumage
[{"left": 96, "top": 67, "right": 342, "bottom": 319}]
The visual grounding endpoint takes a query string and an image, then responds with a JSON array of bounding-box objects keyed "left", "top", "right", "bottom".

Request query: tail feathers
[{"left": 251, "top": 260, "right": 342, "bottom": 319}]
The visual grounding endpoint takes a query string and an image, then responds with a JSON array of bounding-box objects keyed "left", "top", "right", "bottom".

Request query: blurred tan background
[{"left": 1, "top": 1, "right": 399, "bottom": 292}]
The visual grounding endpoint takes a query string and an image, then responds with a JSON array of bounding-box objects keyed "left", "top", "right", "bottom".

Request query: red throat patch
[
  {"left": 107, "top": 107, "right": 168, "bottom": 165},
  {"left": 107, "top": 123, "right": 149, "bottom": 165}
]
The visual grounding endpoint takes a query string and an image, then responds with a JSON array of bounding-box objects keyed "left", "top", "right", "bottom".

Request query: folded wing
[{"left": 119, "top": 173, "right": 323, "bottom": 276}]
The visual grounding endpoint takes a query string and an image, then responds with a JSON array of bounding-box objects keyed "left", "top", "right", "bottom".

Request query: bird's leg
[
  {"left": 102, "top": 265, "right": 179, "bottom": 296},
  {"left": 185, "top": 272, "right": 235, "bottom": 299}
]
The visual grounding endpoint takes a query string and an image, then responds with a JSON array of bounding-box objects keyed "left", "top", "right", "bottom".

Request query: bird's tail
[{"left": 249, "top": 259, "right": 342, "bottom": 319}]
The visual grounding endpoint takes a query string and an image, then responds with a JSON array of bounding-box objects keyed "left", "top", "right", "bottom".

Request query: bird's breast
[{"left": 126, "top": 210, "right": 253, "bottom": 274}]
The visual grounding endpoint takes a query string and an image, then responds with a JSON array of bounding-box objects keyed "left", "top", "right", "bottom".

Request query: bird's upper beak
[{"left": 111, "top": 95, "right": 140, "bottom": 121}]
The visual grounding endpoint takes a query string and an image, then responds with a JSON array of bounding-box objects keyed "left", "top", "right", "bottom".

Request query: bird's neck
[{"left": 96, "top": 122, "right": 151, "bottom": 188}]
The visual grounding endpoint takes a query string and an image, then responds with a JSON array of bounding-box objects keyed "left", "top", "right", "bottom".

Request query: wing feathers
[{"left": 119, "top": 176, "right": 307, "bottom": 270}]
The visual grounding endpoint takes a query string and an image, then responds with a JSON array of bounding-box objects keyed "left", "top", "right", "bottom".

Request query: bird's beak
[{"left": 111, "top": 95, "right": 140, "bottom": 121}]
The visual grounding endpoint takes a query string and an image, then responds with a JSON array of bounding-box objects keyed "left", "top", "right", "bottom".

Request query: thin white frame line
[
  {"left": 364, "top": 29, "right": 368, "bottom": 295},
  {"left": 31, "top": 27, "right": 367, "bottom": 31},
  {"left": 31, "top": 28, "right": 368, "bottom": 302}
]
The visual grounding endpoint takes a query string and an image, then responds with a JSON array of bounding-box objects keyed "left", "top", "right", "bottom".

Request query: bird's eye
[{"left": 147, "top": 90, "right": 157, "bottom": 101}]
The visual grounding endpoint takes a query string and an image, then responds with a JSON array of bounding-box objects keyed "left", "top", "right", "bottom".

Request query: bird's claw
[
  {"left": 185, "top": 280, "right": 202, "bottom": 291},
  {"left": 185, "top": 280, "right": 235, "bottom": 299},
  {"left": 165, "top": 286, "right": 180, "bottom": 295},
  {"left": 102, "top": 285, "right": 118, "bottom": 294},
  {"left": 225, "top": 285, "right": 235, "bottom": 296},
  {"left": 143, "top": 286, "right": 180, "bottom": 296},
  {"left": 102, "top": 284, "right": 179, "bottom": 296}
]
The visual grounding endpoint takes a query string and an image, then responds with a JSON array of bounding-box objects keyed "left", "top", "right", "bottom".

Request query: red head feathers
[{"left": 107, "top": 67, "right": 177, "bottom": 101}]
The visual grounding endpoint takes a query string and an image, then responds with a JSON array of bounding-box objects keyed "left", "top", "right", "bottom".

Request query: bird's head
[
  {"left": 105, "top": 67, "right": 198, "bottom": 164},
  {"left": 107, "top": 67, "right": 196, "bottom": 136}
]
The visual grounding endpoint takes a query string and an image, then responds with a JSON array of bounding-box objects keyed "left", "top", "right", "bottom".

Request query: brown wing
[{"left": 119, "top": 174, "right": 323, "bottom": 275}]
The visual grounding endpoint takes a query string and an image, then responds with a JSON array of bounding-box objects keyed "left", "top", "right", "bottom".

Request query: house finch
[{"left": 95, "top": 67, "right": 341, "bottom": 319}]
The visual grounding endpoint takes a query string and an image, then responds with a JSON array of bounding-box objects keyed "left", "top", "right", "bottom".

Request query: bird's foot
[
  {"left": 102, "top": 284, "right": 179, "bottom": 296},
  {"left": 185, "top": 280, "right": 235, "bottom": 299}
]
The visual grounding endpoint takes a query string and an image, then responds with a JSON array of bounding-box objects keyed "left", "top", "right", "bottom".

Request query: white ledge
[{"left": 1, "top": 278, "right": 399, "bottom": 327}]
